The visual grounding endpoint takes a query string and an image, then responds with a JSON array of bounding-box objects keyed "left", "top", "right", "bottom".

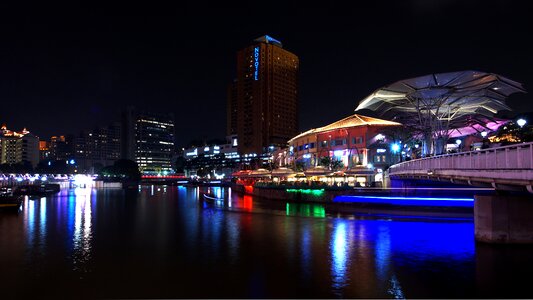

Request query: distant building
[
  {"left": 228, "top": 35, "right": 299, "bottom": 155},
  {"left": 74, "top": 122, "right": 121, "bottom": 173},
  {"left": 182, "top": 135, "right": 240, "bottom": 178},
  {"left": 0, "top": 125, "right": 39, "bottom": 168},
  {"left": 39, "top": 140, "right": 50, "bottom": 161},
  {"left": 49, "top": 135, "right": 74, "bottom": 161},
  {"left": 122, "top": 107, "right": 175, "bottom": 174}
]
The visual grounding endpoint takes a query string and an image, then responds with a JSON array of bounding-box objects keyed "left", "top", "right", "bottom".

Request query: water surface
[{"left": 1, "top": 186, "right": 532, "bottom": 299}]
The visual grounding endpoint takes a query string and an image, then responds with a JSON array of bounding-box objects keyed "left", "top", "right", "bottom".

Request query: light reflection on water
[
  {"left": 72, "top": 188, "right": 93, "bottom": 273},
  {"left": 2, "top": 185, "right": 532, "bottom": 298},
  {"left": 331, "top": 221, "right": 348, "bottom": 294}
]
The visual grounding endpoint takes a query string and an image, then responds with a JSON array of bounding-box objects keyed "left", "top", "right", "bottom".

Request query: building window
[{"left": 353, "top": 137, "right": 363, "bottom": 144}]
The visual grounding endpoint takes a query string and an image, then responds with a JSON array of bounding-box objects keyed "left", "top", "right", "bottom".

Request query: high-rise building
[
  {"left": 0, "top": 125, "right": 39, "bottom": 168},
  {"left": 228, "top": 35, "right": 299, "bottom": 155},
  {"left": 122, "top": 107, "right": 175, "bottom": 174}
]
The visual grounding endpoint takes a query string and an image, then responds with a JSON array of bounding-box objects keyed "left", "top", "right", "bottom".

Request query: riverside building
[{"left": 0, "top": 125, "right": 39, "bottom": 168}]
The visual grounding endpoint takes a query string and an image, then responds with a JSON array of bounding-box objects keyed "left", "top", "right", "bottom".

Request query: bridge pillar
[{"left": 475, "top": 195, "right": 533, "bottom": 244}]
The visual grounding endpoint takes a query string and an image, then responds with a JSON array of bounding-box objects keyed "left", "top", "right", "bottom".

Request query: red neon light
[
  {"left": 244, "top": 185, "right": 254, "bottom": 194},
  {"left": 243, "top": 195, "right": 253, "bottom": 211}
]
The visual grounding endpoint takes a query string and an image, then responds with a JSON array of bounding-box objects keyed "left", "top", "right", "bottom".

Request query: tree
[
  {"left": 330, "top": 159, "right": 344, "bottom": 171},
  {"left": 318, "top": 156, "right": 331, "bottom": 168},
  {"left": 99, "top": 159, "right": 141, "bottom": 182}
]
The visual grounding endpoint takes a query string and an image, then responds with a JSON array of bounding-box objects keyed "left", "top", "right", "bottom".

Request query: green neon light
[
  {"left": 285, "top": 188, "right": 325, "bottom": 196},
  {"left": 286, "top": 203, "right": 326, "bottom": 218}
]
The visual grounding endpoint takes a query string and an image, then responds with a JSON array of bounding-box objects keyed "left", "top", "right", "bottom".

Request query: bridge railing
[{"left": 389, "top": 142, "right": 533, "bottom": 173}]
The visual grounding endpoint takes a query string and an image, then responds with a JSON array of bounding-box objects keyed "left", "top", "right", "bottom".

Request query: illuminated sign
[
  {"left": 265, "top": 35, "right": 282, "bottom": 45},
  {"left": 254, "top": 47, "right": 260, "bottom": 80},
  {"left": 186, "top": 148, "right": 198, "bottom": 156},
  {"left": 377, "top": 148, "right": 386, "bottom": 153}
]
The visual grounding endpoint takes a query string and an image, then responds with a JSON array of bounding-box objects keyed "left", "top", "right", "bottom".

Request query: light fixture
[
  {"left": 391, "top": 143, "right": 400, "bottom": 153},
  {"left": 481, "top": 131, "right": 488, "bottom": 138},
  {"left": 517, "top": 118, "right": 527, "bottom": 128}
]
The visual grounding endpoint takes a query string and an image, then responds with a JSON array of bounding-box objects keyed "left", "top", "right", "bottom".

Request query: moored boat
[{"left": 0, "top": 188, "right": 23, "bottom": 211}]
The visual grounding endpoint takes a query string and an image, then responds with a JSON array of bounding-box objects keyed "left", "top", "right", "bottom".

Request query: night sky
[{"left": 1, "top": 1, "right": 532, "bottom": 147}]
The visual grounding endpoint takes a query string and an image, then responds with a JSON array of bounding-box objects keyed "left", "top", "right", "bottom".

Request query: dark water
[{"left": 1, "top": 186, "right": 533, "bottom": 299}]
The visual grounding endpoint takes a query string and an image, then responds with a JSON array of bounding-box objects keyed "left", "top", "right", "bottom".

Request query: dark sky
[{"left": 1, "top": 1, "right": 532, "bottom": 147}]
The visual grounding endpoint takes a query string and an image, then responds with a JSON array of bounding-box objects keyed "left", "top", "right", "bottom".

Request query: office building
[
  {"left": 228, "top": 35, "right": 299, "bottom": 155},
  {"left": 122, "top": 107, "right": 175, "bottom": 174},
  {"left": 74, "top": 122, "right": 121, "bottom": 173}
]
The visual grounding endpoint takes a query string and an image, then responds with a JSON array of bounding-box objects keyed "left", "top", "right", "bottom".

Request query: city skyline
[{"left": 1, "top": 1, "right": 532, "bottom": 147}]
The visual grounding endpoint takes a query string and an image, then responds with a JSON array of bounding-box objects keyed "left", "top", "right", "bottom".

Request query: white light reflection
[
  {"left": 26, "top": 197, "right": 35, "bottom": 246},
  {"left": 228, "top": 188, "right": 232, "bottom": 207},
  {"left": 39, "top": 197, "right": 47, "bottom": 240},
  {"left": 73, "top": 188, "right": 93, "bottom": 272},
  {"left": 331, "top": 221, "right": 348, "bottom": 292},
  {"left": 388, "top": 275, "right": 405, "bottom": 299}
]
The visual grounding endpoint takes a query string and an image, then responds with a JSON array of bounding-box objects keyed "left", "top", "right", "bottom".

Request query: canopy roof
[
  {"left": 289, "top": 114, "right": 400, "bottom": 143},
  {"left": 271, "top": 167, "right": 295, "bottom": 176},
  {"left": 304, "top": 166, "right": 331, "bottom": 176},
  {"left": 355, "top": 71, "right": 525, "bottom": 128}
]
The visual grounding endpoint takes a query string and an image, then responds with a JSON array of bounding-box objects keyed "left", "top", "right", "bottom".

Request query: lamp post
[{"left": 391, "top": 142, "right": 400, "bottom": 163}]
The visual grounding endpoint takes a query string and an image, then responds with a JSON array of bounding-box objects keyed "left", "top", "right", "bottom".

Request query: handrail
[{"left": 390, "top": 142, "right": 533, "bottom": 172}]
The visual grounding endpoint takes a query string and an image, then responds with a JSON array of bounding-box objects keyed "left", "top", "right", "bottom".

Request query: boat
[
  {"left": 201, "top": 192, "right": 225, "bottom": 203},
  {"left": 0, "top": 188, "right": 23, "bottom": 211},
  {"left": 13, "top": 183, "right": 60, "bottom": 196}
]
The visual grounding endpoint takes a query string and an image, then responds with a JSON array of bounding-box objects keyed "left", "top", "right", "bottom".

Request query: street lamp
[{"left": 517, "top": 118, "right": 527, "bottom": 128}]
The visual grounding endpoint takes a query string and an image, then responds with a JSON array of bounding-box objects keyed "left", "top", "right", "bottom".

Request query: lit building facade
[
  {"left": 49, "top": 135, "right": 74, "bottom": 161},
  {"left": 228, "top": 35, "right": 299, "bottom": 155},
  {"left": 182, "top": 135, "right": 240, "bottom": 178},
  {"left": 0, "top": 125, "right": 39, "bottom": 168},
  {"left": 122, "top": 107, "right": 175, "bottom": 174},
  {"left": 74, "top": 122, "right": 121, "bottom": 173},
  {"left": 288, "top": 114, "right": 401, "bottom": 171}
]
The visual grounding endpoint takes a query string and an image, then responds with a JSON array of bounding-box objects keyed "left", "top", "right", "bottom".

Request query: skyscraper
[{"left": 228, "top": 35, "right": 299, "bottom": 155}]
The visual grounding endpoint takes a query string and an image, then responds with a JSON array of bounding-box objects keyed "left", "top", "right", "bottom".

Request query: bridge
[
  {"left": 388, "top": 142, "right": 533, "bottom": 244},
  {"left": 388, "top": 142, "right": 533, "bottom": 193}
]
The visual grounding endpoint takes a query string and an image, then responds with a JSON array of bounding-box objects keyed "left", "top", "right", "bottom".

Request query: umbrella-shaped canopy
[
  {"left": 304, "top": 166, "right": 332, "bottom": 176},
  {"left": 271, "top": 167, "right": 295, "bottom": 177},
  {"left": 231, "top": 170, "right": 252, "bottom": 178},
  {"left": 248, "top": 168, "right": 271, "bottom": 177},
  {"left": 356, "top": 71, "right": 525, "bottom": 154},
  {"left": 357, "top": 71, "right": 524, "bottom": 118},
  {"left": 344, "top": 166, "right": 375, "bottom": 176}
]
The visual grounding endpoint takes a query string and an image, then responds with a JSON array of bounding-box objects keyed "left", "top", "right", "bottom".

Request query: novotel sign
[{"left": 253, "top": 46, "right": 260, "bottom": 80}]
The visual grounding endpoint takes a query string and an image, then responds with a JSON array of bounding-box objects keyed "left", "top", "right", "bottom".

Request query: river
[{"left": 1, "top": 185, "right": 532, "bottom": 299}]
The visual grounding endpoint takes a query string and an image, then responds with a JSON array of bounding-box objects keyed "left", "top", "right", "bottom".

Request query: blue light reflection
[{"left": 333, "top": 195, "right": 474, "bottom": 207}]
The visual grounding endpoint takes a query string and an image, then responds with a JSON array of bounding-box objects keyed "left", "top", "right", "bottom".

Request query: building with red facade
[{"left": 287, "top": 114, "right": 401, "bottom": 176}]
